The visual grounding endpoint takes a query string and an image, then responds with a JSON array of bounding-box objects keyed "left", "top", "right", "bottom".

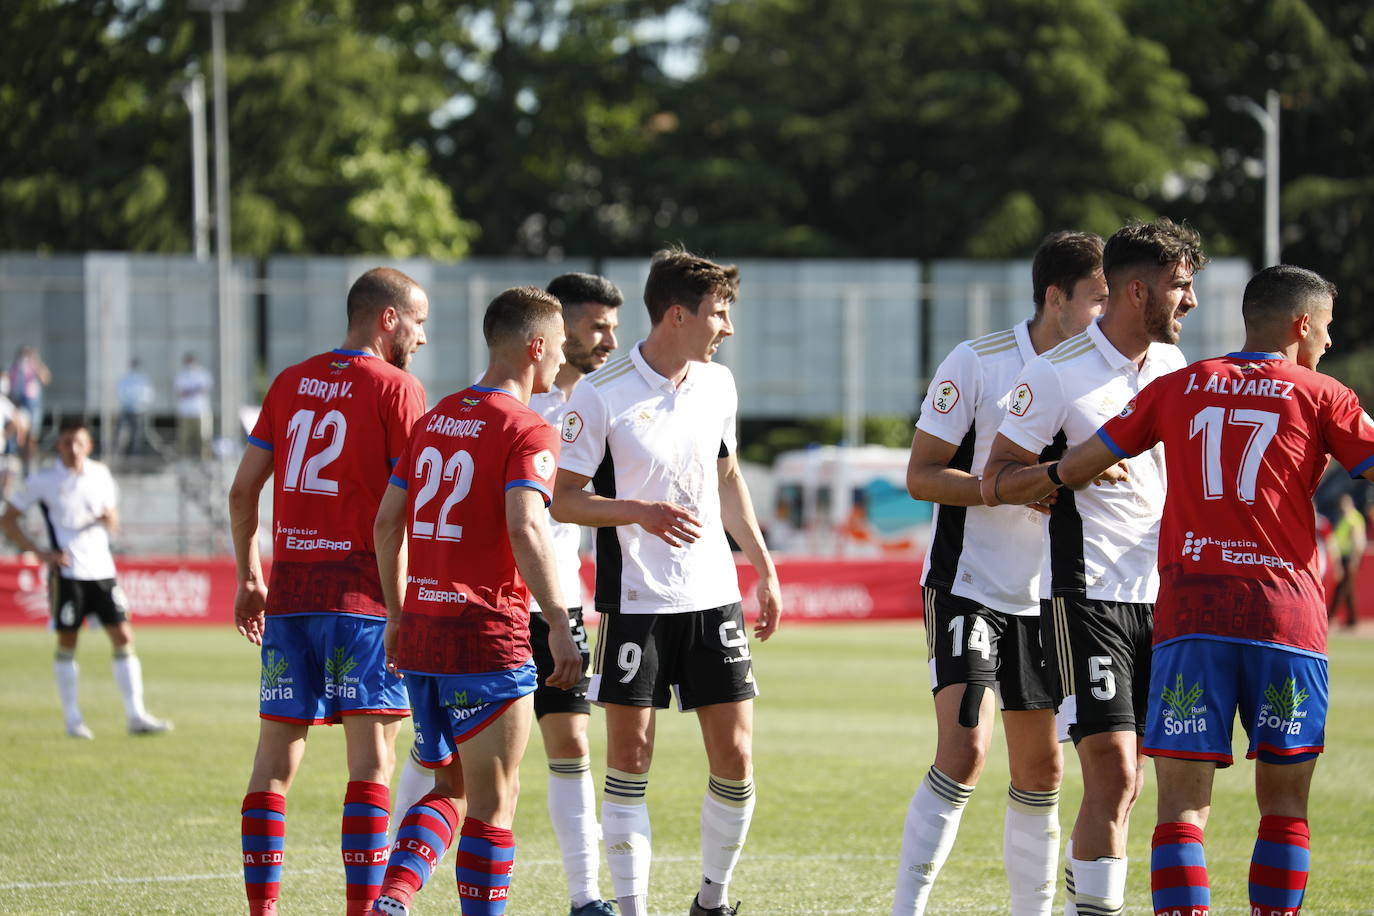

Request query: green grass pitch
[{"left": 1, "top": 621, "right": 1371, "bottom": 914}]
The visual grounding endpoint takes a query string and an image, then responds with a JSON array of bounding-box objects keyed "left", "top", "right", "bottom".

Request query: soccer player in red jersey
[
  {"left": 228, "top": 267, "right": 429, "bottom": 916},
  {"left": 1053, "top": 265, "right": 1374, "bottom": 916},
  {"left": 369, "top": 286, "right": 582, "bottom": 916}
]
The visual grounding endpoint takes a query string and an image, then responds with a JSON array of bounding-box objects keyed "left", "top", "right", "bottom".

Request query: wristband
[{"left": 1046, "top": 462, "right": 1063, "bottom": 486}]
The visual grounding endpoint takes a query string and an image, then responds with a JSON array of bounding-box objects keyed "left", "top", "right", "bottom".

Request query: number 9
[{"left": 617, "top": 642, "right": 642, "bottom": 684}]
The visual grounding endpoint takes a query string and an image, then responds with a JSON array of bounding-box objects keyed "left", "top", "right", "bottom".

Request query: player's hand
[
  {"left": 635, "top": 500, "right": 703, "bottom": 547},
  {"left": 384, "top": 617, "right": 403, "bottom": 679},
  {"left": 1092, "top": 461, "right": 1130, "bottom": 486},
  {"left": 1028, "top": 490, "right": 1058, "bottom": 515},
  {"left": 233, "top": 579, "right": 268, "bottom": 646},
  {"left": 753, "top": 572, "right": 782, "bottom": 641},
  {"left": 36, "top": 549, "right": 66, "bottom": 567},
  {"left": 545, "top": 624, "right": 583, "bottom": 690}
]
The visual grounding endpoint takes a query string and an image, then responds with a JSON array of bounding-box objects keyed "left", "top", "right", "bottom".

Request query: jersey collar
[
  {"left": 1014, "top": 318, "right": 1038, "bottom": 364},
  {"left": 1085, "top": 318, "right": 1136, "bottom": 370},
  {"left": 630, "top": 342, "right": 679, "bottom": 393},
  {"left": 331, "top": 348, "right": 374, "bottom": 358},
  {"left": 1227, "top": 351, "right": 1284, "bottom": 361},
  {"left": 470, "top": 384, "right": 515, "bottom": 398}
]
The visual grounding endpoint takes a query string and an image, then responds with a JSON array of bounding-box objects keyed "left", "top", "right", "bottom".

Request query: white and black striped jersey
[
  {"left": 917, "top": 320, "right": 1045, "bottom": 616},
  {"left": 996, "top": 319, "right": 1184, "bottom": 603},
  {"left": 558, "top": 343, "right": 742, "bottom": 615}
]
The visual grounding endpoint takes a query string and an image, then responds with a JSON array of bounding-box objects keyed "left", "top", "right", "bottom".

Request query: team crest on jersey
[
  {"left": 1009, "top": 383, "right": 1033, "bottom": 416},
  {"left": 1118, "top": 398, "right": 1137, "bottom": 419},
  {"left": 931, "top": 380, "right": 960, "bottom": 414},
  {"left": 533, "top": 449, "right": 556, "bottom": 481},
  {"left": 562, "top": 411, "right": 584, "bottom": 443},
  {"left": 462, "top": 397, "right": 481, "bottom": 407},
  {"left": 329, "top": 359, "right": 351, "bottom": 371}
]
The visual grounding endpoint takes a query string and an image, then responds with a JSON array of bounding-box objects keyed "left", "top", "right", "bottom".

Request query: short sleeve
[
  {"left": 1323, "top": 385, "right": 1374, "bottom": 478},
  {"left": 506, "top": 419, "right": 562, "bottom": 506},
  {"left": 1099, "top": 375, "right": 1168, "bottom": 459},
  {"left": 247, "top": 376, "right": 278, "bottom": 451},
  {"left": 386, "top": 376, "right": 427, "bottom": 465},
  {"left": 995, "top": 356, "right": 1068, "bottom": 454},
  {"left": 720, "top": 367, "right": 739, "bottom": 457},
  {"left": 557, "top": 381, "right": 609, "bottom": 478},
  {"left": 915, "top": 343, "right": 981, "bottom": 447},
  {"left": 6, "top": 472, "right": 40, "bottom": 513},
  {"left": 388, "top": 435, "right": 416, "bottom": 490}
]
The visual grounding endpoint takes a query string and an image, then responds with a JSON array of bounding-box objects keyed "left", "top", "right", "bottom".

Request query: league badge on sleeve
[
  {"left": 1118, "top": 398, "right": 1137, "bottom": 419},
  {"left": 561, "top": 412, "right": 583, "bottom": 443},
  {"left": 533, "top": 449, "right": 556, "bottom": 481},
  {"left": 932, "top": 380, "right": 960, "bottom": 414},
  {"left": 1009, "top": 383, "right": 1033, "bottom": 417}
]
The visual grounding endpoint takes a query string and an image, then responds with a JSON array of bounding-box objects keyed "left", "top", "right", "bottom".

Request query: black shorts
[
  {"left": 52, "top": 577, "right": 128, "bottom": 632},
  {"left": 529, "top": 607, "right": 592, "bottom": 718},
  {"left": 923, "top": 586, "right": 1054, "bottom": 711},
  {"left": 1041, "top": 595, "right": 1153, "bottom": 742},
  {"left": 588, "top": 603, "right": 759, "bottom": 711}
]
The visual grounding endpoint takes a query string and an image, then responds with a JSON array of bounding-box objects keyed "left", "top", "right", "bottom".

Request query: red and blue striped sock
[
  {"left": 378, "top": 793, "right": 460, "bottom": 906},
  {"left": 1151, "top": 821, "right": 1209, "bottom": 915},
  {"left": 456, "top": 819, "right": 516, "bottom": 915},
  {"left": 342, "top": 780, "right": 391, "bottom": 915},
  {"left": 242, "top": 791, "right": 286, "bottom": 916},
  {"left": 1250, "top": 815, "right": 1309, "bottom": 916}
]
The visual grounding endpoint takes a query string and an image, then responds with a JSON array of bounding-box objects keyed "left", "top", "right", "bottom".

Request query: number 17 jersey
[
  {"left": 248, "top": 349, "right": 426, "bottom": 619},
  {"left": 1100, "top": 352, "right": 1374, "bottom": 654}
]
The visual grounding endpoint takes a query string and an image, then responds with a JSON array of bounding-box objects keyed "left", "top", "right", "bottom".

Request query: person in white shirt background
[{"left": 174, "top": 351, "right": 214, "bottom": 459}]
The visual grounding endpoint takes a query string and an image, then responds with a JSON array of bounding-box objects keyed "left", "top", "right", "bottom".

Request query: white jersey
[
  {"left": 916, "top": 321, "right": 1045, "bottom": 615},
  {"left": 8, "top": 459, "right": 118, "bottom": 581},
  {"left": 559, "top": 342, "right": 742, "bottom": 614},
  {"left": 996, "top": 319, "right": 1183, "bottom": 602},
  {"left": 530, "top": 386, "right": 586, "bottom": 611}
]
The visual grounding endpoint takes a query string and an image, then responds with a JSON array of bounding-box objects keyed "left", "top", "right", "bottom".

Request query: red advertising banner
[{"left": 3, "top": 553, "right": 1372, "bottom": 627}]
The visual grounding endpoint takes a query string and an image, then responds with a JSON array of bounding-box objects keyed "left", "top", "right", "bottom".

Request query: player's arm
[
  {"left": 227, "top": 444, "right": 274, "bottom": 645},
  {"left": 374, "top": 482, "right": 409, "bottom": 677},
  {"left": 980, "top": 434, "right": 1062, "bottom": 507},
  {"left": 907, "top": 430, "right": 983, "bottom": 506},
  {"left": 507, "top": 486, "right": 582, "bottom": 689},
  {"left": 0, "top": 501, "right": 61, "bottom": 565},
  {"left": 718, "top": 453, "right": 783, "bottom": 640},
  {"left": 551, "top": 468, "right": 703, "bottom": 547},
  {"left": 1058, "top": 433, "right": 1131, "bottom": 490}
]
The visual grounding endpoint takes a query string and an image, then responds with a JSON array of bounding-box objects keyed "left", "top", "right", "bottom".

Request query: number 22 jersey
[
  {"left": 248, "top": 349, "right": 426, "bottom": 618},
  {"left": 1100, "top": 352, "right": 1374, "bottom": 654},
  {"left": 389, "top": 386, "right": 562, "bottom": 676}
]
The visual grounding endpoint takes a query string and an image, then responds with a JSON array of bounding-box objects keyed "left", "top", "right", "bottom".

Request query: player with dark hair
[
  {"left": 1, "top": 417, "right": 170, "bottom": 739},
  {"left": 1050, "top": 264, "right": 1373, "bottom": 916},
  {"left": 369, "top": 286, "right": 582, "bottom": 916},
  {"left": 982, "top": 218, "right": 1207, "bottom": 916},
  {"left": 228, "top": 266, "right": 429, "bottom": 916},
  {"left": 552, "top": 247, "right": 781, "bottom": 916},
  {"left": 894, "top": 230, "right": 1106, "bottom": 915}
]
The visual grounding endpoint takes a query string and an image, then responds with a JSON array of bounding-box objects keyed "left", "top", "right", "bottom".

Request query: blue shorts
[
  {"left": 1143, "top": 637, "right": 1327, "bottom": 767},
  {"left": 259, "top": 614, "right": 409, "bottom": 725},
  {"left": 404, "top": 661, "right": 538, "bottom": 768}
]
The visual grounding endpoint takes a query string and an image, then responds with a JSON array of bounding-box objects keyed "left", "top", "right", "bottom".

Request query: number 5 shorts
[
  {"left": 588, "top": 603, "right": 759, "bottom": 711},
  {"left": 1143, "top": 636, "right": 1327, "bottom": 766},
  {"left": 1040, "top": 596, "right": 1154, "bottom": 743}
]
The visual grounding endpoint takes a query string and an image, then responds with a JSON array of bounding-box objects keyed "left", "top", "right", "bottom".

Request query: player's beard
[
  {"left": 562, "top": 337, "right": 605, "bottom": 376},
  {"left": 386, "top": 336, "right": 413, "bottom": 370},
  {"left": 1143, "top": 288, "right": 1180, "bottom": 345}
]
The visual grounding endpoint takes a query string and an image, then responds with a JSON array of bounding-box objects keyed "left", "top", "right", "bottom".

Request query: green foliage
[
  {"left": 739, "top": 415, "right": 914, "bottom": 466},
  {"left": 1321, "top": 347, "right": 1374, "bottom": 404}
]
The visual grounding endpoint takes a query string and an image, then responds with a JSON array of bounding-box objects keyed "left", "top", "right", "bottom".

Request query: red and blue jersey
[
  {"left": 1100, "top": 352, "right": 1374, "bottom": 654},
  {"left": 249, "top": 349, "right": 426, "bottom": 618},
  {"left": 390, "top": 386, "right": 561, "bottom": 676}
]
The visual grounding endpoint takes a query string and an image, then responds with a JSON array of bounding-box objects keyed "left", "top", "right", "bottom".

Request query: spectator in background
[
  {"left": 6, "top": 345, "right": 51, "bottom": 468},
  {"left": 1327, "top": 491, "right": 1366, "bottom": 629},
  {"left": 174, "top": 352, "right": 213, "bottom": 459},
  {"left": 115, "top": 357, "right": 154, "bottom": 458}
]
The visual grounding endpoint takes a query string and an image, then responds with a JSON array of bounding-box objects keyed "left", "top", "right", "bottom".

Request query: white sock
[
  {"left": 1004, "top": 785, "right": 1060, "bottom": 916},
  {"left": 549, "top": 756, "right": 600, "bottom": 907},
  {"left": 698, "top": 774, "right": 755, "bottom": 908},
  {"left": 389, "top": 745, "right": 435, "bottom": 845},
  {"left": 1062, "top": 839, "right": 1076, "bottom": 916},
  {"left": 54, "top": 652, "right": 82, "bottom": 729},
  {"left": 1068, "top": 853, "right": 1127, "bottom": 916},
  {"left": 112, "top": 650, "right": 147, "bottom": 722},
  {"left": 603, "top": 768, "right": 651, "bottom": 905},
  {"left": 892, "top": 766, "right": 974, "bottom": 916}
]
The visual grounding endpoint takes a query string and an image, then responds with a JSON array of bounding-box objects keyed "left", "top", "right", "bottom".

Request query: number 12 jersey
[
  {"left": 1100, "top": 352, "right": 1374, "bottom": 654},
  {"left": 249, "top": 349, "right": 426, "bottom": 619}
]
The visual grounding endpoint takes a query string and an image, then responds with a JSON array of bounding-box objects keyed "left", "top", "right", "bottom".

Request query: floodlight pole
[
  {"left": 1228, "top": 89, "right": 1281, "bottom": 268},
  {"left": 193, "top": 0, "right": 244, "bottom": 447},
  {"left": 179, "top": 74, "right": 210, "bottom": 261}
]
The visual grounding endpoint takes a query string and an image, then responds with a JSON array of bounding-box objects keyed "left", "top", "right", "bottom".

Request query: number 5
[{"left": 1089, "top": 655, "right": 1115, "bottom": 701}]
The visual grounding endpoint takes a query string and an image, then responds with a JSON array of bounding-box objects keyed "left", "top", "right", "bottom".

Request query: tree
[{"left": 0, "top": 0, "right": 473, "bottom": 258}]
